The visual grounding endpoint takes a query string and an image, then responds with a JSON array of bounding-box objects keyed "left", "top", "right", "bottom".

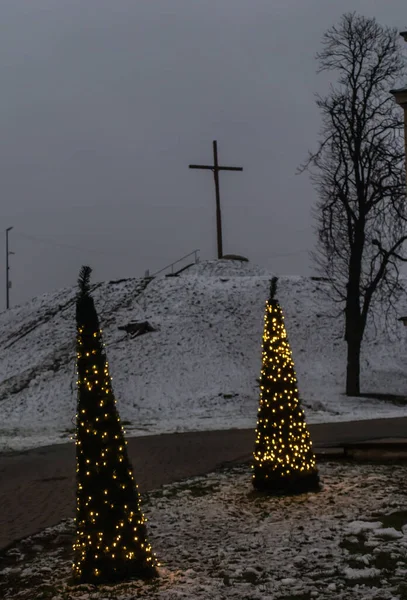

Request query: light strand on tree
[
  {"left": 252, "top": 297, "right": 319, "bottom": 494},
  {"left": 73, "top": 268, "right": 158, "bottom": 584}
]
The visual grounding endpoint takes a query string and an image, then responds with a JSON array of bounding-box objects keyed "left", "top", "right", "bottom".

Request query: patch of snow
[
  {"left": 373, "top": 528, "right": 404, "bottom": 540},
  {"left": 281, "top": 577, "right": 297, "bottom": 584},
  {"left": 343, "top": 567, "right": 381, "bottom": 580},
  {"left": 345, "top": 521, "right": 383, "bottom": 535}
]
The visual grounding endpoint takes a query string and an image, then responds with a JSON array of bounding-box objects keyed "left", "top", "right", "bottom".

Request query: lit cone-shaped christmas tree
[
  {"left": 73, "top": 266, "right": 158, "bottom": 584},
  {"left": 252, "top": 277, "right": 319, "bottom": 494}
]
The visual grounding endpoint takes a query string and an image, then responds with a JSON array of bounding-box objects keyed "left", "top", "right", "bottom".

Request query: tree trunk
[
  {"left": 345, "top": 224, "right": 365, "bottom": 397},
  {"left": 346, "top": 334, "right": 362, "bottom": 396}
]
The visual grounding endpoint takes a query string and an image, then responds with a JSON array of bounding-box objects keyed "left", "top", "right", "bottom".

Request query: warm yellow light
[{"left": 253, "top": 297, "right": 318, "bottom": 491}]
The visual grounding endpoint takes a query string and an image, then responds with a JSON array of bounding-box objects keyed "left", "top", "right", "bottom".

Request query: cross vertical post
[
  {"left": 212, "top": 140, "right": 223, "bottom": 259},
  {"left": 189, "top": 140, "right": 243, "bottom": 259}
]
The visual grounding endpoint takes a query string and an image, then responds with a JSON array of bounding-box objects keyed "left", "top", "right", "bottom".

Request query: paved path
[{"left": 1, "top": 417, "right": 407, "bottom": 551}]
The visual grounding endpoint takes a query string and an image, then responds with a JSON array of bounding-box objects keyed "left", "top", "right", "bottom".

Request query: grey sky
[{"left": 1, "top": 0, "right": 406, "bottom": 308}]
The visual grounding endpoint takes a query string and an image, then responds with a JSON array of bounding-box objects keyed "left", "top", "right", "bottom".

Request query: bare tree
[{"left": 300, "top": 13, "right": 407, "bottom": 396}]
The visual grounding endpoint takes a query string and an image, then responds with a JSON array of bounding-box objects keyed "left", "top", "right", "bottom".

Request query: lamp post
[
  {"left": 6, "top": 226, "right": 14, "bottom": 309},
  {"left": 390, "top": 31, "right": 407, "bottom": 192}
]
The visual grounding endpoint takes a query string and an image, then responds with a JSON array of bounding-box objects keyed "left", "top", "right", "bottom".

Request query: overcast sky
[{"left": 1, "top": 0, "right": 406, "bottom": 308}]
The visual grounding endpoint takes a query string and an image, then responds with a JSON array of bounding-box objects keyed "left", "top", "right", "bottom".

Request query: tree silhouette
[
  {"left": 73, "top": 266, "right": 158, "bottom": 584},
  {"left": 252, "top": 278, "right": 320, "bottom": 494},
  {"left": 299, "top": 13, "right": 407, "bottom": 396}
]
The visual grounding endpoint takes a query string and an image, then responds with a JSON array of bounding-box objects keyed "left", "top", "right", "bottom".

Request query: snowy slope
[{"left": 1, "top": 259, "right": 407, "bottom": 452}]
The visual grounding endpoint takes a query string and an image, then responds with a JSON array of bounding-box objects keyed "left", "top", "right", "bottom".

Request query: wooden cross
[{"left": 189, "top": 140, "right": 243, "bottom": 259}]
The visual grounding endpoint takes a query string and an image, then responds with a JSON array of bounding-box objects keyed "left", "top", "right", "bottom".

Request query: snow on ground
[
  {"left": 1, "top": 461, "right": 407, "bottom": 599},
  {"left": 1, "top": 259, "right": 407, "bottom": 453}
]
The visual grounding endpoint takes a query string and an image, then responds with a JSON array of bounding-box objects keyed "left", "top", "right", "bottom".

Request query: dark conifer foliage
[
  {"left": 73, "top": 266, "right": 158, "bottom": 584},
  {"left": 252, "top": 278, "right": 319, "bottom": 494}
]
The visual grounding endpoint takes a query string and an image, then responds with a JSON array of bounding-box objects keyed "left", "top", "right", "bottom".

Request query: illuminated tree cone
[
  {"left": 73, "top": 266, "right": 158, "bottom": 584},
  {"left": 252, "top": 281, "right": 319, "bottom": 494}
]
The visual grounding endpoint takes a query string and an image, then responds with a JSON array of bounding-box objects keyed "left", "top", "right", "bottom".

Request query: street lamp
[
  {"left": 390, "top": 32, "right": 407, "bottom": 193},
  {"left": 6, "top": 226, "right": 14, "bottom": 309}
]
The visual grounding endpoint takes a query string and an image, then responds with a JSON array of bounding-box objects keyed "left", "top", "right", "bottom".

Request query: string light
[
  {"left": 252, "top": 283, "right": 319, "bottom": 495},
  {"left": 73, "top": 266, "right": 159, "bottom": 584}
]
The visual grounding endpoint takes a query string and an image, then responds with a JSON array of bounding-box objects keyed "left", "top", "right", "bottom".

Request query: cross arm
[
  {"left": 189, "top": 165, "right": 214, "bottom": 170},
  {"left": 189, "top": 164, "right": 243, "bottom": 171}
]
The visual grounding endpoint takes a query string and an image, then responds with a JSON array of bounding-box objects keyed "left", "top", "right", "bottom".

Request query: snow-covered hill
[{"left": 1, "top": 259, "right": 407, "bottom": 452}]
